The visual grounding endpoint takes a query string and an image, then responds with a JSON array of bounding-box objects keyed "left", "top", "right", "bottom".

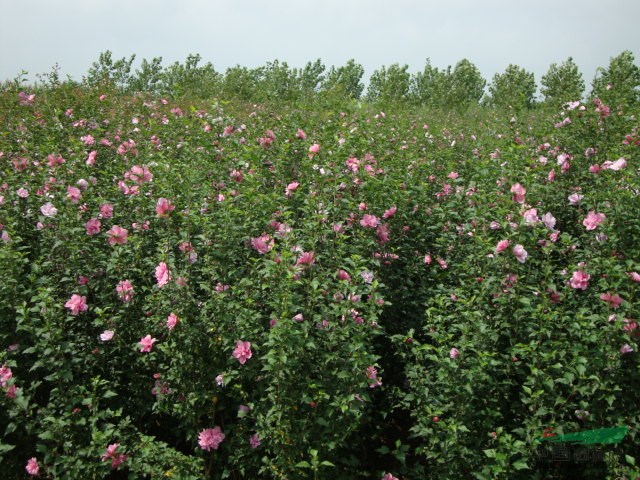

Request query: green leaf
[{"left": 295, "top": 461, "right": 311, "bottom": 468}]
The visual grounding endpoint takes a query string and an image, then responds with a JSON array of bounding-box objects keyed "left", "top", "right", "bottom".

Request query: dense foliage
[{"left": 1, "top": 52, "right": 639, "bottom": 479}]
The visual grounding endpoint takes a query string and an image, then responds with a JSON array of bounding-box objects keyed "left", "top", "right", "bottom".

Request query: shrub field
[{"left": 1, "top": 55, "right": 640, "bottom": 479}]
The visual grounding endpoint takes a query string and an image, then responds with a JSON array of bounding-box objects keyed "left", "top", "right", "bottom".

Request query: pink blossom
[
  {"left": 583, "top": 211, "right": 606, "bottom": 231},
  {"left": 106, "top": 225, "right": 128, "bottom": 245},
  {"left": 293, "top": 313, "right": 304, "bottom": 322},
  {"left": 296, "top": 128, "right": 307, "bottom": 139},
  {"left": 17, "top": 187, "right": 29, "bottom": 198},
  {"left": 84, "top": 218, "right": 101, "bottom": 236},
  {"left": 285, "top": 181, "right": 299, "bottom": 197},
  {"left": 40, "top": 202, "right": 58, "bottom": 217},
  {"left": 155, "top": 197, "right": 175, "bottom": 217},
  {"left": 47, "top": 154, "right": 65, "bottom": 167},
  {"left": 495, "top": 239, "right": 510, "bottom": 254},
  {"left": 450, "top": 348, "right": 460, "bottom": 359},
  {"left": 139, "top": 335, "right": 157, "bottom": 353},
  {"left": 249, "top": 433, "right": 261, "bottom": 449},
  {"left": 381, "top": 474, "right": 399, "bottom": 480},
  {"left": 589, "top": 164, "right": 600, "bottom": 174},
  {"left": 155, "top": 262, "right": 171, "bottom": 288},
  {"left": 308, "top": 143, "right": 320, "bottom": 158},
  {"left": 600, "top": 293, "right": 623, "bottom": 309},
  {"left": 541, "top": 212, "right": 556, "bottom": 230},
  {"left": 620, "top": 344, "right": 634, "bottom": 354},
  {"left": 337, "top": 269, "right": 351, "bottom": 282},
  {"left": 232, "top": 340, "right": 252, "bottom": 365},
  {"left": 360, "top": 214, "right": 379, "bottom": 228},
  {"left": 198, "top": 427, "right": 225, "bottom": 451},
  {"left": 124, "top": 165, "right": 153, "bottom": 184},
  {"left": 568, "top": 193, "right": 583, "bottom": 205},
  {"left": 627, "top": 272, "right": 640, "bottom": 283},
  {"left": 25, "top": 458, "right": 39, "bottom": 476},
  {"left": 116, "top": 280, "right": 134, "bottom": 302},
  {"left": 86, "top": 150, "right": 97, "bottom": 165},
  {"left": 101, "top": 443, "right": 127, "bottom": 469},
  {"left": 99, "top": 330, "right": 114, "bottom": 342},
  {"left": 570, "top": 270, "right": 591, "bottom": 290},
  {"left": 65, "top": 294, "right": 88, "bottom": 315},
  {"left": 99, "top": 203, "right": 114, "bottom": 218},
  {"left": 382, "top": 206, "right": 397, "bottom": 219},
  {"left": 250, "top": 235, "right": 273, "bottom": 254},
  {"left": 366, "top": 366, "right": 382, "bottom": 388},
  {"left": 601, "top": 158, "right": 627, "bottom": 171},
  {"left": 295, "top": 251, "right": 315, "bottom": 267},
  {"left": 510, "top": 183, "right": 526, "bottom": 203},
  {"left": 513, "top": 244, "right": 528, "bottom": 263},
  {"left": 166, "top": 312, "right": 179, "bottom": 330},
  {"left": 522, "top": 208, "right": 539, "bottom": 224}
]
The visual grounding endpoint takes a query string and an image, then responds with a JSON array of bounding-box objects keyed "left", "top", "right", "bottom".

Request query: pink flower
[
  {"left": 101, "top": 443, "right": 127, "bottom": 469},
  {"left": 84, "top": 218, "right": 101, "bottom": 236},
  {"left": 620, "top": 344, "right": 634, "bottom": 354},
  {"left": 99, "top": 203, "right": 114, "bottom": 218},
  {"left": 116, "top": 280, "right": 134, "bottom": 302},
  {"left": 495, "top": 239, "right": 510, "bottom": 254},
  {"left": 381, "top": 474, "right": 399, "bottom": 480},
  {"left": 25, "top": 458, "right": 39, "bottom": 476},
  {"left": 627, "top": 272, "right": 640, "bottom": 283},
  {"left": 366, "top": 366, "right": 382, "bottom": 388},
  {"left": 583, "top": 211, "right": 606, "bottom": 231},
  {"left": 86, "top": 150, "right": 97, "bottom": 166},
  {"left": 510, "top": 183, "right": 526, "bottom": 203},
  {"left": 17, "top": 187, "right": 29, "bottom": 198},
  {"left": 99, "top": 330, "right": 114, "bottom": 342},
  {"left": 450, "top": 347, "right": 460, "bottom": 359},
  {"left": 308, "top": 143, "right": 320, "bottom": 158},
  {"left": 601, "top": 158, "right": 627, "bottom": 171},
  {"left": 249, "top": 433, "right": 261, "bottom": 449},
  {"left": 568, "top": 193, "right": 583, "bottom": 205},
  {"left": 569, "top": 270, "right": 591, "bottom": 290},
  {"left": 40, "top": 202, "right": 58, "bottom": 217},
  {"left": 124, "top": 165, "right": 153, "bottom": 184},
  {"left": 293, "top": 313, "right": 304, "bottom": 322},
  {"left": 522, "top": 208, "right": 539, "bottom": 225},
  {"left": 382, "top": 206, "right": 397, "bottom": 219},
  {"left": 155, "top": 198, "right": 175, "bottom": 217},
  {"left": 296, "top": 251, "right": 315, "bottom": 267},
  {"left": 155, "top": 262, "right": 171, "bottom": 288},
  {"left": 66, "top": 186, "right": 82, "bottom": 203},
  {"left": 296, "top": 128, "right": 307, "bottom": 139},
  {"left": 232, "top": 340, "right": 252, "bottom": 364},
  {"left": 65, "top": 294, "right": 88, "bottom": 315},
  {"left": 285, "top": 181, "right": 299, "bottom": 197},
  {"left": 250, "top": 235, "right": 273, "bottom": 254},
  {"left": 139, "top": 335, "right": 157, "bottom": 353},
  {"left": 512, "top": 244, "right": 528, "bottom": 263},
  {"left": 541, "top": 212, "right": 556, "bottom": 230},
  {"left": 360, "top": 214, "right": 379, "bottom": 228},
  {"left": 166, "top": 312, "right": 179, "bottom": 330},
  {"left": 198, "top": 427, "right": 225, "bottom": 451},
  {"left": 106, "top": 225, "right": 128, "bottom": 245},
  {"left": 337, "top": 269, "right": 351, "bottom": 282},
  {"left": 600, "top": 293, "right": 623, "bottom": 309}
]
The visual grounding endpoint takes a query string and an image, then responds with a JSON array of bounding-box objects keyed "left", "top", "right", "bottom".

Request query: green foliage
[
  {"left": 487, "top": 64, "right": 537, "bottom": 110},
  {"left": 367, "top": 63, "right": 411, "bottom": 104},
  {"left": 591, "top": 50, "right": 640, "bottom": 109},
  {"left": 540, "top": 57, "right": 585, "bottom": 107}
]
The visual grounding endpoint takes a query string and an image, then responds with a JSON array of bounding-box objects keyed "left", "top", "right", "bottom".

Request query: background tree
[
  {"left": 85, "top": 51, "right": 136, "bottom": 91},
  {"left": 322, "top": 59, "right": 365, "bottom": 100},
  {"left": 129, "top": 57, "right": 164, "bottom": 94},
  {"left": 410, "top": 59, "right": 449, "bottom": 108},
  {"left": 220, "top": 65, "right": 261, "bottom": 101},
  {"left": 448, "top": 58, "right": 486, "bottom": 110},
  {"left": 591, "top": 50, "right": 640, "bottom": 108},
  {"left": 160, "top": 53, "right": 220, "bottom": 99},
  {"left": 367, "top": 63, "right": 411, "bottom": 104},
  {"left": 486, "top": 64, "right": 537, "bottom": 109},
  {"left": 540, "top": 57, "right": 585, "bottom": 107},
  {"left": 298, "top": 59, "right": 326, "bottom": 99}
]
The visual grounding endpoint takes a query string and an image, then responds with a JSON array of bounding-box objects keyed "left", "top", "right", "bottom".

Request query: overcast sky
[{"left": 2, "top": 0, "right": 639, "bottom": 92}]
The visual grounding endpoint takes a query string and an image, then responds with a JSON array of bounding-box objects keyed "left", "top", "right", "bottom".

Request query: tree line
[{"left": 9, "top": 50, "right": 640, "bottom": 110}]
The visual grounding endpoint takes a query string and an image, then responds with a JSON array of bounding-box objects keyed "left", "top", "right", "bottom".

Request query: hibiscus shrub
[{"left": 0, "top": 81, "right": 639, "bottom": 480}]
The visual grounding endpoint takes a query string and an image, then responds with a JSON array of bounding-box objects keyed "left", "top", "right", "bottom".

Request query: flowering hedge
[{"left": 0, "top": 83, "right": 639, "bottom": 479}]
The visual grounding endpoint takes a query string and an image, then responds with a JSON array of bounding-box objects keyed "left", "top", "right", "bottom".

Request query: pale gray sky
[{"left": 1, "top": 0, "right": 639, "bottom": 91}]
